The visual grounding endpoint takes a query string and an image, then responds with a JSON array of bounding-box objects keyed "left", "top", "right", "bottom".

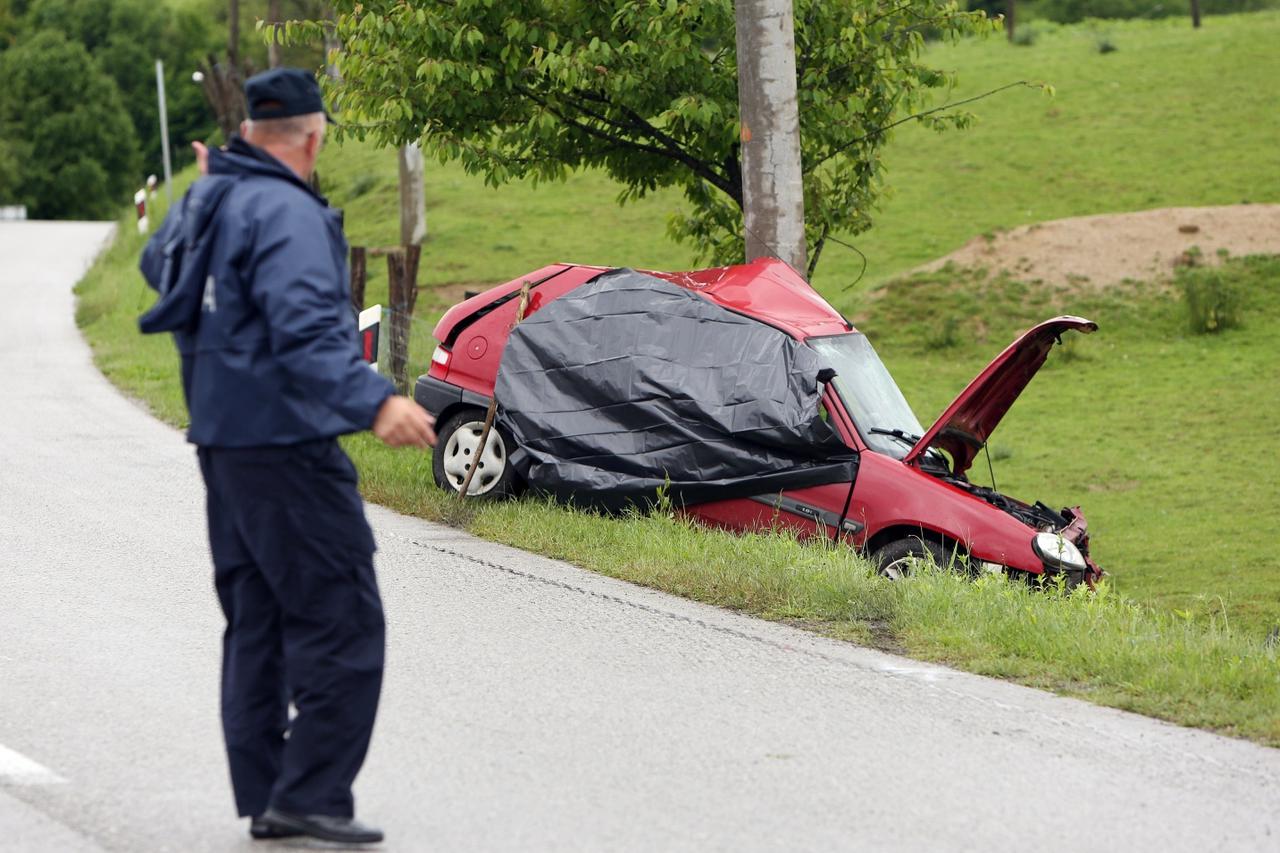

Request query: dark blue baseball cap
[{"left": 245, "top": 67, "right": 336, "bottom": 124}]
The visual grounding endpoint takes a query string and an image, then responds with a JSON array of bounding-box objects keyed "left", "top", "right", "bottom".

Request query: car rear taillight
[{"left": 429, "top": 344, "right": 451, "bottom": 378}]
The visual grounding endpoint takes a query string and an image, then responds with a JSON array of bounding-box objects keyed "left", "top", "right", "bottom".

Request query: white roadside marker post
[{"left": 134, "top": 188, "right": 148, "bottom": 234}]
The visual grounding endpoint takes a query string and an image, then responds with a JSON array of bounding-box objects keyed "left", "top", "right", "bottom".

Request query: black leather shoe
[
  {"left": 259, "top": 807, "right": 384, "bottom": 844},
  {"left": 249, "top": 816, "right": 302, "bottom": 840}
]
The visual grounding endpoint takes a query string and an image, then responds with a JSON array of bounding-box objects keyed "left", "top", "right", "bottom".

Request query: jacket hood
[
  {"left": 903, "top": 316, "right": 1098, "bottom": 475},
  {"left": 208, "top": 136, "right": 325, "bottom": 202}
]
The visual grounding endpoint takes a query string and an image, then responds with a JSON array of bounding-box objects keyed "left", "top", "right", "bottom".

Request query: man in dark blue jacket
[{"left": 140, "top": 68, "right": 435, "bottom": 845}]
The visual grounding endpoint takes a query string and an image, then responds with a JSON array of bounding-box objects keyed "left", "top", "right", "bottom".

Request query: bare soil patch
[{"left": 917, "top": 204, "right": 1280, "bottom": 289}]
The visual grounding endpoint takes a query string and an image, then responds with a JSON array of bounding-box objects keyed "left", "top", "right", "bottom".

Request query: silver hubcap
[
  {"left": 881, "top": 553, "right": 931, "bottom": 581},
  {"left": 881, "top": 558, "right": 911, "bottom": 581},
  {"left": 443, "top": 420, "right": 507, "bottom": 496}
]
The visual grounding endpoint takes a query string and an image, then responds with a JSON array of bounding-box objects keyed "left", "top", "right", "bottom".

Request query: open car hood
[{"left": 903, "top": 316, "right": 1098, "bottom": 474}]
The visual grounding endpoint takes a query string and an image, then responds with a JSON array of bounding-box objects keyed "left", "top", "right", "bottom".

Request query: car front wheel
[
  {"left": 871, "top": 536, "right": 953, "bottom": 580},
  {"left": 432, "top": 407, "right": 519, "bottom": 497}
]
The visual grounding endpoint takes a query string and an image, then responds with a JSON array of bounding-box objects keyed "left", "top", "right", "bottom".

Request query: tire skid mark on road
[
  {"left": 397, "top": 532, "right": 1280, "bottom": 789},
  {"left": 0, "top": 744, "right": 65, "bottom": 786}
]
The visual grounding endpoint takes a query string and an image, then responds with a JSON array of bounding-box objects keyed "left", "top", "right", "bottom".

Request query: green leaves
[{"left": 308, "top": 0, "right": 993, "bottom": 271}]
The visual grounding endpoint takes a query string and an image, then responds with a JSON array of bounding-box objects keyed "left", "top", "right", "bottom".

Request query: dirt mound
[{"left": 918, "top": 204, "right": 1280, "bottom": 289}]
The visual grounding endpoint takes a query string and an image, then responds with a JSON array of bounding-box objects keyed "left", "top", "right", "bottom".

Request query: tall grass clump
[
  {"left": 1180, "top": 265, "right": 1243, "bottom": 334},
  {"left": 924, "top": 315, "right": 962, "bottom": 350},
  {"left": 891, "top": 566, "right": 1280, "bottom": 741},
  {"left": 1011, "top": 26, "right": 1038, "bottom": 46}
]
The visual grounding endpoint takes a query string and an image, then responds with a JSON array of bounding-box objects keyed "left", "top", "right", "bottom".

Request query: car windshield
[{"left": 808, "top": 333, "right": 927, "bottom": 460}]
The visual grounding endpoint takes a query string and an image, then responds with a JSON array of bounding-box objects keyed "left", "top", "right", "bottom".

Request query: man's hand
[
  {"left": 192, "top": 141, "right": 209, "bottom": 176},
  {"left": 373, "top": 396, "right": 437, "bottom": 448}
]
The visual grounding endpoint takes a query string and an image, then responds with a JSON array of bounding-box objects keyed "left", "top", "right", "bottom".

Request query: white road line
[{"left": 0, "top": 744, "right": 65, "bottom": 786}]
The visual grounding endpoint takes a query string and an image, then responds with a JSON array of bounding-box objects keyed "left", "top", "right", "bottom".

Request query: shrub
[
  {"left": 1012, "top": 26, "right": 1038, "bottom": 46},
  {"left": 1180, "top": 266, "right": 1242, "bottom": 334}
]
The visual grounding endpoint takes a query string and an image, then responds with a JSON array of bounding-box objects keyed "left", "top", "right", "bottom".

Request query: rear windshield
[{"left": 808, "top": 333, "right": 926, "bottom": 459}]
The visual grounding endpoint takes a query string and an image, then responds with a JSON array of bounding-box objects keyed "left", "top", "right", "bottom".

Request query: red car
[{"left": 414, "top": 258, "right": 1103, "bottom": 586}]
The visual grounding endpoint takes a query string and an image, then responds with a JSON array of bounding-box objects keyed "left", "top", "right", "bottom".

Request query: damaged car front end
[{"left": 806, "top": 315, "right": 1105, "bottom": 586}]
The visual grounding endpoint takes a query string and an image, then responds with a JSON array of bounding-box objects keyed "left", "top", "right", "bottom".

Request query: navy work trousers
[{"left": 197, "top": 438, "right": 385, "bottom": 819}]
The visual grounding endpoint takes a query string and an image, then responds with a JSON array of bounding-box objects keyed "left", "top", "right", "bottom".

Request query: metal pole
[{"left": 155, "top": 59, "right": 173, "bottom": 208}]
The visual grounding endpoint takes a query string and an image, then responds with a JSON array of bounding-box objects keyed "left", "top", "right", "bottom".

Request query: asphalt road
[{"left": 1, "top": 220, "right": 1278, "bottom": 852}]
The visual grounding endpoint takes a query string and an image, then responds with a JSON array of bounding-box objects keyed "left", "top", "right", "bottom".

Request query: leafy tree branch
[{"left": 281, "top": 0, "right": 1013, "bottom": 275}]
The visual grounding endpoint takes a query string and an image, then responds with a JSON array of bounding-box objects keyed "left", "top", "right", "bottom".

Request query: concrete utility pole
[
  {"left": 734, "top": 0, "right": 807, "bottom": 274},
  {"left": 398, "top": 143, "right": 427, "bottom": 246},
  {"left": 323, "top": 4, "right": 342, "bottom": 80}
]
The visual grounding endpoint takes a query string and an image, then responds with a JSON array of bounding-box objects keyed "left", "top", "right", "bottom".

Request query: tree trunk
[
  {"left": 349, "top": 246, "right": 367, "bottom": 312},
  {"left": 1007, "top": 0, "right": 1016, "bottom": 41},
  {"left": 734, "top": 0, "right": 807, "bottom": 274},
  {"left": 198, "top": 52, "right": 247, "bottom": 141},
  {"left": 267, "top": 0, "right": 282, "bottom": 68},
  {"left": 386, "top": 251, "right": 413, "bottom": 395},
  {"left": 227, "top": 0, "right": 240, "bottom": 71},
  {"left": 1190, "top": 0, "right": 1202, "bottom": 28},
  {"left": 398, "top": 143, "right": 428, "bottom": 246}
]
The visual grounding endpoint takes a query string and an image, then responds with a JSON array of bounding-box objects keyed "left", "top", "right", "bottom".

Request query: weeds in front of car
[
  {"left": 465, "top": 503, "right": 1280, "bottom": 744},
  {"left": 348, "top": 452, "right": 1280, "bottom": 744},
  {"left": 894, "top": 565, "right": 1279, "bottom": 741}
]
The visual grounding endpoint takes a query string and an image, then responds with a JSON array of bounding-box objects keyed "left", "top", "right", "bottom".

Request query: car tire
[
  {"left": 432, "top": 407, "right": 520, "bottom": 498},
  {"left": 871, "top": 536, "right": 955, "bottom": 580}
]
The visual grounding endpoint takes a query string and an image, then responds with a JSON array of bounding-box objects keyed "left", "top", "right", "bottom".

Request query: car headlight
[{"left": 1032, "top": 532, "right": 1087, "bottom": 572}]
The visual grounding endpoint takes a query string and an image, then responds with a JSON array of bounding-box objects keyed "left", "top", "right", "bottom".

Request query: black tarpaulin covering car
[{"left": 494, "top": 268, "right": 859, "bottom": 510}]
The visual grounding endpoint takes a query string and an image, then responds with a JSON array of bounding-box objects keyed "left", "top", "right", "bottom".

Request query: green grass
[{"left": 73, "top": 13, "right": 1280, "bottom": 744}]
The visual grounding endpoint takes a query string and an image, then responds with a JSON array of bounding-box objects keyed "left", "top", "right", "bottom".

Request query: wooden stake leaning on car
[{"left": 457, "top": 280, "right": 532, "bottom": 499}]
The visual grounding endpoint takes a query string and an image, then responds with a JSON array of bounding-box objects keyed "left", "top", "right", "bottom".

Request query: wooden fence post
[
  {"left": 386, "top": 250, "right": 413, "bottom": 395},
  {"left": 404, "top": 243, "right": 421, "bottom": 314},
  {"left": 349, "top": 246, "right": 367, "bottom": 312}
]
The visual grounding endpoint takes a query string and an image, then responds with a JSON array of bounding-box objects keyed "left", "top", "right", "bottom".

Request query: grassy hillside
[{"left": 836, "top": 12, "right": 1280, "bottom": 301}]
